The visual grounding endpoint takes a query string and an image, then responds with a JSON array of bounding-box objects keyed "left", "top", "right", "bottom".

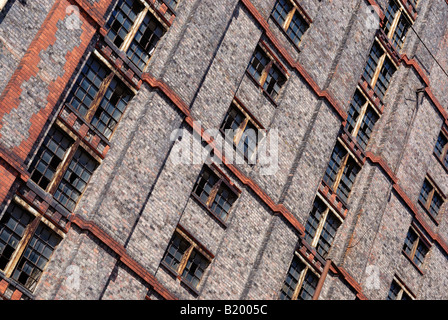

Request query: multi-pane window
[
  {"left": 29, "top": 126, "right": 74, "bottom": 191},
  {"left": 28, "top": 123, "right": 100, "bottom": 213},
  {"left": 304, "top": 197, "right": 342, "bottom": 258},
  {"left": 105, "top": 0, "right": 167, "bottom": 72},
  {"left": 162, "top": 229, "right": 212, "bottom": 290},
  {"left": 382, "top": 0, "right": 412, "bottom": 51},
  {"left": 323, "top": 142, "right": 361, "bottom": 203},
  {"left": 418, "top": 177, "right": 444, "bottom": 219},
  {"left": 434, "top": 130, "right": 448, "bottom": 167},
  {"left": 66, "top": 55, "right": 133, "bottom": 140},
  {"left": 279, "top": 255, "right": 319, "bottom": 300},
  {"left": 54, "top": 148, "right": 98, "bottom": 212},
  {"left": 11, "top": 222, "right": 61, "bottom": 291},
  {"left": 409, "top": 0, "right": 419, "bottom": 7},
  {"left": 362, "top": 42, "right": 397, "bottom": 100},
  {"left": 220, "top": 101, "right": 264, "bottom": 162},
  {"left": 345, "top": 90, "right": 380, "bottom": 150},
  {"left": 363, "top": 42, "right": 383, "bottom": 85},
  {"left": 374, "top": 58, "right": 396, "bottom": 100},
  {"left": 402, "top": 226, "right": 429, "bottom": 268},
  {"left": 0, "top": 203, "right": 62, "bottom": 291},
  {"left": 247, "top": 46, "right": 287, "bottom": 100},
  {"left": 192, "top": 166, "right": 239, "bottom": 223},
  {"left": 271, "top": 0, "right": 309, "bottom": 46},
  {"left": 387, "top": 278, "right": 414, "bottom": 300}
]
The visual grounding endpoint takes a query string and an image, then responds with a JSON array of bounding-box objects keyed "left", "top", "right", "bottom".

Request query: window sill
[
  {"left": 417, "top": 199, "right": 440, "bottom": 226},
  {"left": 402, "top": 250, "right": 424, "bottom": 275},
  {"left": 245, "top": 71, "right": 280, "bottom": 108},
  {"left": 191, "top": 193, "right": 229, "bottom": 229}
]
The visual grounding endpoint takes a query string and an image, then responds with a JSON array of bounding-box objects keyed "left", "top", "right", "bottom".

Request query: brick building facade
[{"left": 0, "top": 0, "right": 447, "bottom": 300}]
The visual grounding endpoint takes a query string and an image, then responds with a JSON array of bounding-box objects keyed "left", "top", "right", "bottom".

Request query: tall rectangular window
[
  {"left": 271, "top": 0, "right": 309, "bottom": 46},
  {"left": 362, "top": 41, "right": 397, "bottom": 101},
  {"left": 0, "top": 203, "right": 62, "bottom": 292},
  {"left": 220, "top": 101, "right": 264, "bottom": 162},
  {"left": 90, "top": 77, "right": 133, "bottom": 139},
  {"left": 363, "top": 42, "right": 383, "bottom": 85},
  {"left": 402, "top": 226, "right": 429, "bottom": 268},
  {"left": 192, "top": 166, "right": 239, "bottom": 223},
  {"left": 323, "top": 142, "right": 361, "bottom": 203},
  {"left": 106, "top": 0, "right": 167, "bottom": 72},
  {"left": 162, "top": 228, "right": 212, "bottom": 290},
  {"left": 434, "top": 130, "right": 448, "bottom": 167},
  {"left": 247, "top": 45, "right": 287, "bottom": 100},
  {"left": 66, "top": 57, "right": 110, "bottom": 118},
  {"left": 11, "top": 222, "right": 61, "bottom": 291},
  {"left": 374, "top": 57, "right": 396, "bottom": 100},
  {"left": 345, "top": 90, "right": 379, "bottom": 150},
  {"left": 279, "top": 255, "right": 319, "bottom": 300},
  {"left": 418, "top": 177, "right": 444, "bottom": 219},
  {"left": 0, "top": 204, "right": 34, "bottom": 271},
  {"left": 387, "top": 278, "right": 414, "bottom": 300},
  {"left": 304, "top": 197, "right": 342, "bottom": 258},
  {"left": 106, "top": 0, "right": 144, "bottom": 49}
]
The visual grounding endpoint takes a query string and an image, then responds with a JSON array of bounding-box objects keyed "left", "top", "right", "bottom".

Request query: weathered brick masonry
[{"left": 0, "top": 0, "right": 447, "bottom": 300}]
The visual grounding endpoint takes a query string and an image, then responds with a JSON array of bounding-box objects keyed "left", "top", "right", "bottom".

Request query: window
[
  {"left": 345, "top": 90, "right": 380, "bottom": 150},
  {"left": 323, "top": 142, "right": 361, "bottom": 203},
  {"left": 247, "top": 45, "right": 287, "bottom": 100},
  {"left": 66, "top": 55, "right": 133, "bottom": 139},
  {"left": 28, "top": 124, "right": 100, "bottom": 212},
  {"left": 402, "top": 226, "right": 429, "bottom": 268},
  {"left": 29, "top": 126, "right": 74, "bottom": 191},
  {"left": 53, "top": 148, "right": 98, "bottom": 212},
  {"left": 362, "top": 42, "right": 397, "bottom": 100},
  {"left": 192, "top": 166, "right": 239, "bottom": 223},
  {"left": 162, "top": 228, "right": 212, "bottom": 290},
  {"left": 271, "top": 0, "right": 309, "bottom": 46},
  {"left": 106, "top": 0, "right": 167, "bottom": 71},
  {"left": 374, "top": 58, "right": 396, "bottom": 101},
  {"left": 387, "top": 278, "right": 414, "bottom": 300},
  {"left": 279, "top": 255, "right": 319, "bottom": 300},
  {"left": 434, "top": 130, "right": 448, "bottom": 167},
  {"left": 418, "top": 177, "right": 444, "bottom": 219},
  {"left": 304, "top": 197, "right": 342, "bottom": 258},
  {"left": 0, "top": 202, "right": 62, "bottom": 291},
  {"left": 382, "top": 0, "right": 412, "bottom": 51},
  {"left": 220, "top": 101, "right": 264, "bottom": 162},
  {"left": 0, "top": 0, "right": 8, "bottom": 12}
]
